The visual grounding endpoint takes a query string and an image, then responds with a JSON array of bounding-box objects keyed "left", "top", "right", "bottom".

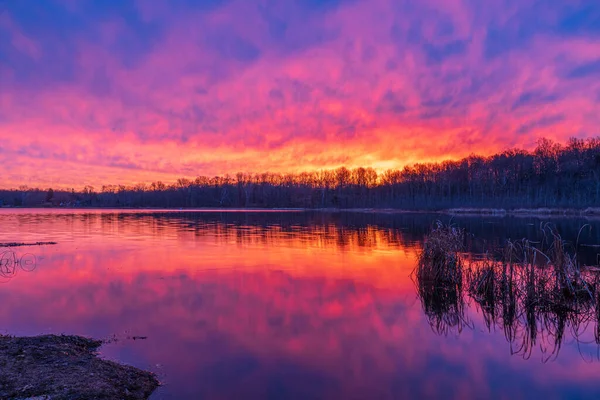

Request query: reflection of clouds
[
  {"left": 0, "top": 250, "right": 598, "bottom": 398},
  {"left": 1, "top": 212, "right": 600, "bottom": 397},
  {"left": 0, "top": 266, "right": 499, "bottom": 399}
]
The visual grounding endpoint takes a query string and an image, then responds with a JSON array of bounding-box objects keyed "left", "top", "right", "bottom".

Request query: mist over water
[{"left": 1, "top": 209, "right": 600, "bottom": 399}]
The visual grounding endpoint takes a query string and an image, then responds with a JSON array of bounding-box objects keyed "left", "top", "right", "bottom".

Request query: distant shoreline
[
  {"left": 443, "top": 207, "right": 600, "bottom": 217},
  {"left": 2, "top": 206, "right": 600, "bottom": 218},
  {"left": 334, "top": 207, "right": 600, "bottom": 218}
]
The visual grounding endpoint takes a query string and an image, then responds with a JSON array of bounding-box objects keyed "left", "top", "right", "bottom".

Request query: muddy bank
[{"left": 0, "top": 334, "right": 158, "bottom": 400}]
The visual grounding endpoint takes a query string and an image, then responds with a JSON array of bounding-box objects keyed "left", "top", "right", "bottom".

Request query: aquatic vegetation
[
  {"left": 413, "top": 222, "right": 469, "bottom": 335},
  {"left": 416, "top": 223, "right": 600, "bottom": 361},
  {"left": 416, "top": 222, "right": 464, "bottom": 280}
]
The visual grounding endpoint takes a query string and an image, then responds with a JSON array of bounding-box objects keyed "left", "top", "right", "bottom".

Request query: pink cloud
[{"left": 0, "top": 0, "right": 598, "bottom": 188}]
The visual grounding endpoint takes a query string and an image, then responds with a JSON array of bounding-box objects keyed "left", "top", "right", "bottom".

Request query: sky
[{"left": 0, "top": 0, "right": 599, "bottom": 189}]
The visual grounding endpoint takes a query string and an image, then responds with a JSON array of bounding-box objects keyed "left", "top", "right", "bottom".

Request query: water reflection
[
  {"left": 414, "top": 269, "right": 471, "bottom": 337},
  {"left": 470, "top": 261, "right": 600, "bottom": 363},
  {"left": 0, "top": 210, "right": 600, "bottom": 399},
  {"left": 414, "top": 230, "right": 600, "bottom": 364}
]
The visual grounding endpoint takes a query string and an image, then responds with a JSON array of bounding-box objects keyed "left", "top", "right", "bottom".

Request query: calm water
[{"left": 1, "top": 209, "right": 600, "bottom": 399}]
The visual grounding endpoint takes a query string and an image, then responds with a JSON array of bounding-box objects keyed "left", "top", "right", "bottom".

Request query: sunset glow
[
  {"left": 3, "top": 211, "right": 600, "bottom": 398},
  {"left": 1, "top": 0, "right": 599, "bottom": 188}
]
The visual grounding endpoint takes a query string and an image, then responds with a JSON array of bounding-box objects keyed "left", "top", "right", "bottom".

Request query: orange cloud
[{"left": 0, "top": 0, "right": 599, "bottom": 188}]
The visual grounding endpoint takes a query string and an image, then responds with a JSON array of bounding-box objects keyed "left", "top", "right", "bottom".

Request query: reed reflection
[{"left": 415, "top": 223, "right": 600, "bottom": 362}]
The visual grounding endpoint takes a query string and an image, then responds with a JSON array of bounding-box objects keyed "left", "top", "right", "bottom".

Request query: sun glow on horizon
[{"left": 0, "top": 0, "right": 598, "bottom": 188}]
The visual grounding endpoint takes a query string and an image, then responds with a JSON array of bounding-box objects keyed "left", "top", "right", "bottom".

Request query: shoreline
[
  {"left": 1, "top": 206, "right": 599, "bottom": 218},
  {"left": 0, "top": 334, "right": 159, "bottom": 400},
  {"left": 443, "top": 207, "right": 600, "bottom": 217}
]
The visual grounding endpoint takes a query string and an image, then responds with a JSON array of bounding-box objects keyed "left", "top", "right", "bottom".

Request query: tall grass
[
  {"left": 416, "top": 221, "right": 464, "bottom": 283},
  {"left": 415, "top": 222, "right": 600, "bottom": 360},
  {"left": 413, "top": 222, "right": 469, "bottom": 335}
]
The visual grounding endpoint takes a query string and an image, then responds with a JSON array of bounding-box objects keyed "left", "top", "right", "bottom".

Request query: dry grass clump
[
  {"left": 413, "top": 222, "right": 468, "bottom": 334},
  {"left": 416, "top": 222, "right": 464, "bottom": 282},
  {"left": 416, "top": 222, "right": 600, "bottom": 361},
  {"left": 0, "top": 334, "right": 159, "bottom": 400},
  {"left": 504, "top": 225, "right": 595, "bottom": 308}
]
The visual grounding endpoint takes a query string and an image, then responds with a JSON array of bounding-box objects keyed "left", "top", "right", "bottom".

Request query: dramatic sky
[{"left": 1, "top": 0, "right": 599, "bottom": 188}]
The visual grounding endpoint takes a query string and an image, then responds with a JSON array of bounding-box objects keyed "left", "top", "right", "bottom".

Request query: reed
[
  {"left": 417, "top": 222, "right": 600, "bottom": 360},
  {"left": 415, "top": 221, "right": 464, "bottom": 284},
  {"left": 413, "top": 222, "right": 468, "bottom": 334}
]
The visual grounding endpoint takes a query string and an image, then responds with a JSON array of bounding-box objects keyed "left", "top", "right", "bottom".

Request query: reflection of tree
[{"left": 415, "top": 225, "right": 600, "bottom": 362}]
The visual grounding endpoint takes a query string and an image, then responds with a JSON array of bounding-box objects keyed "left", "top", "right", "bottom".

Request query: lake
[{"left": 1, "top": 209, "right": 600, "bottom": 399}]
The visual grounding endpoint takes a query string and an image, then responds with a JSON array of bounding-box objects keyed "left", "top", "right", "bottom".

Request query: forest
[{"left": 2, "top": 137, "right": 600, "bottom": 209}]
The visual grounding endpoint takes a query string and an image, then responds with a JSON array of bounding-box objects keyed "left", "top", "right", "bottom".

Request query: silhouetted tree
[
  {"left": 1, "top": 137, "right": 598, "bottom": 209},
  {"left": 45, "top": 188, "right": 54, "bottom": 203}
]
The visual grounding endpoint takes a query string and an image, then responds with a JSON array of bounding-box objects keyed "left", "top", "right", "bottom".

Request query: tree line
[{"left": 2, "top": 136, "right": 599, "bottom": 209}]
